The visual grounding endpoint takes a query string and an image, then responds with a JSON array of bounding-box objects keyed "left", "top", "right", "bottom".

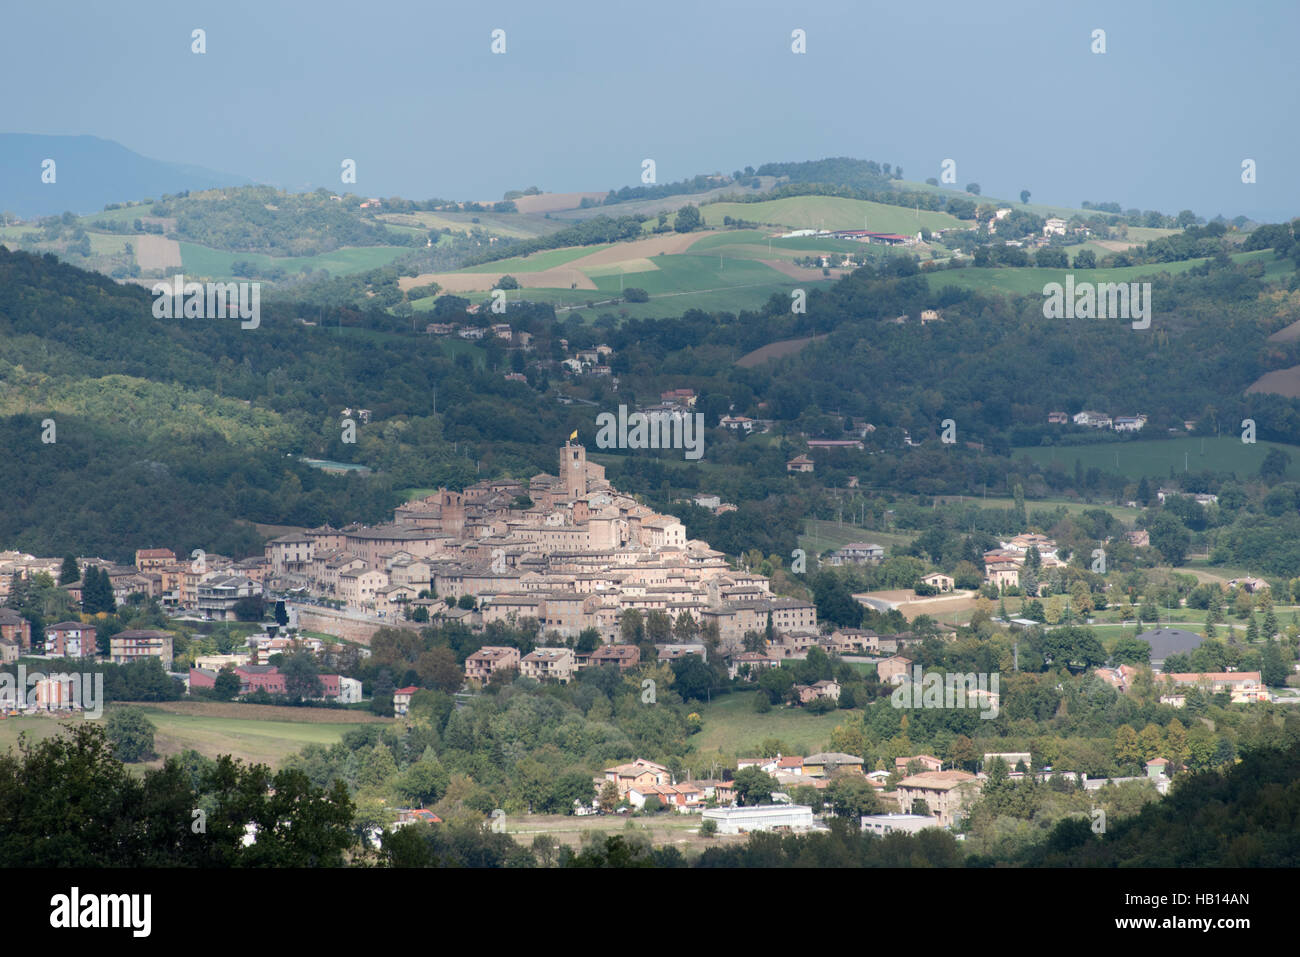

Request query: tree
[
  {"left": 416, "top": 646, "right": 463, "bottom": 694},
  {"left": 620, "top": 609, "right": 645, "bottom": 645},
  {"left": 599, "top": 781, "right": 620, "bottom": 812},
  {"left": 233, "top": 596, "right": 266, "bottom": 622},
  {"left": 59, "top": 554, "right": 79, "bottom": 586},
  {"left": 645, "top": 609, "right": 672, "bottom": 644},
  {"left": 673, "top": 610, "right": 699, "bottom": 642},
  {"left": 732, "top": 766, "right": 776, "bottom": 806},
  {"left": 1020, "top": 190, "right": 1031, "bottom": 205},
  {"left": 213, "top": 667, "right": 241, "bottom": 701},
  {"left": 671, "top": 653, "right": 714, "bottom": 702},
  {"left": 105, "top": 707, "right": 156, "bottom": 763},
  {"left": 966, "top": 183, "right": 981, "bottom": 196},
  {"left": 1148, "top": 513, "right": 1190, "bottom": 566},
  {"left": 1112, "top": 635, "right": 1152, "bottom": 666},
  {"left": 674, "top": 205, "right": 702, "bottom": 232},
  {"left": 1137, "top": 477, "right": 1153, "bottom": 507},
  {"left": 826, "top": 776, "right": 880, "bottom": 821},
  {"left": 282, "top": 652, "right": 324, "bottom": 701},
  {"left": 395, "top": 756, "right": 450, "bottom": 806},
  {"left": 1259, "top": 447, "right": 1291, "bottom": 482},
  {"left": 758, "top": 666, "right": 795, "bottom": 704}
]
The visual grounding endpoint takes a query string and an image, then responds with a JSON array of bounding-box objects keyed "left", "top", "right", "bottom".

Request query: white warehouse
[{"left": 701, "top": 804, "right": 815, "bottom": 835}]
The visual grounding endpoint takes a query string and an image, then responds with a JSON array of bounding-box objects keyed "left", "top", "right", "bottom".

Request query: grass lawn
[
  {"left": 1016, "top": 436, "right": 1300, "bottom": 481},
  {"left": 691, "top": 690, "right": 850, "bottom": 759}
]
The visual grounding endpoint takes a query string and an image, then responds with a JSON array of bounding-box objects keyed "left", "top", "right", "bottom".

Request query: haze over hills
[{"left": 0, "top": 133, "right": 249, "bottom": 219}]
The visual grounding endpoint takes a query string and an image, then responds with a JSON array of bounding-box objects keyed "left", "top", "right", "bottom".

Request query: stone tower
[
  {"left": 438, "top": 488, "right": 465, "bottom": 538},
  {"left": 560, "top": 441, "right": 587, "bottom": 501}
]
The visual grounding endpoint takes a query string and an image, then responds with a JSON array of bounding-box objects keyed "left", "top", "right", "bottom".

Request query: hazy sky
[{"left": 6, "top": 0, "right": 1298, "bottom": 220}]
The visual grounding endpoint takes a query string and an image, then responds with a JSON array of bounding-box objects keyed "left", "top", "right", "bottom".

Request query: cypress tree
[
  {"left": 81, "top": 567, "right": 99, "bottom": 614},
  {"left": 59, "top": 554, "right": 80, "bottom": 586}
]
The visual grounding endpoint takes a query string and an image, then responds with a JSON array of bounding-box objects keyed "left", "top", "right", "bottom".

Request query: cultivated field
[
  {"left": 132, "top": 234, "right": 182, "bottom": 270},
  {"left": 735, "top": 335, "right": 823, "bottom": 367},
  {"left": 179, "top": 242, "right": 407, "bottom": 280},
  {"left": 502, "top": 813, "right": 747, "bottom": 852},
  {"left": 508, "top": 191, "right": 607, "bottom": 214}
]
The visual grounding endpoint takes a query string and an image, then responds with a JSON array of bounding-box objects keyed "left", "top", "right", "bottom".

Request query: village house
[
  {"left": 895, "top": 755, "right": 943, "bottom": 774},
  {"left": 110, "top": 630, "right": 174, "bottom": 669},
  {"left": 920, "top": 572, "right": 954, "bottom": 593},
  {"left": 464, "top": 646, "right": 521, "bottom": 685},
  {"left": 802, "top": 753, "right": 865, "bottom": 778},
  {"left": 520, "top": 647, "right": 576, "bottom": 683},
  {"left": 786, "top": 454, "right": 815, "bottom": 473},
  {"left": 794, "top": 680, "right": 841, "bottom": 705},
  {"left": 876, "top": 655, "right": 913, "bottom": 686},
  {"left": 1073, "top": 410, "right": 1112, "bottom": 429},
  {"left": 393, "top": 686, "right": 417, "bottom": 716},
  {"left": 603, "top": 759, "right": 671, "bottom": 798},
  {"left": 1164, "top": 671, "right": 1268, "bottom": 703},
  {"left": 0, "top": 608, "right": 33, "bottom": 650},
  {"left": 45, "top": 622, "right": 97, "bottom": 658},
  {"left": 895, "top": 770, "right": 982, "bottom": 827},
  {"left": 719, "top": 415, "right": 757, "bottom": 433},
  {"left": 827, "top": 542, "right": 884, "bottom": 566},
  {"left": 730, "top": 651, "right": 777, "bottom": 680}
]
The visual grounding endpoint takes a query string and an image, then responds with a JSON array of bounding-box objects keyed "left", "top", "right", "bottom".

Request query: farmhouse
[{"left": 921, "top": 572, "right": 954, "bottom": 593}]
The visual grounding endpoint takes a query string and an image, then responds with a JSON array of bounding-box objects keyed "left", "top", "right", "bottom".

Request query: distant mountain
[{"left": 0, "top": 133, "right": 249, "bottom": 219}]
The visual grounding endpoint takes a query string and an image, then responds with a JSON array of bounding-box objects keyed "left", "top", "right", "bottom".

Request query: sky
[{"left": 5, "top": 0, "right": 1298, "bottom": 220}]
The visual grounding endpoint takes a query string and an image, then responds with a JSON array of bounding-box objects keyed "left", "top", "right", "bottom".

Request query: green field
[
  {"left": 79, "top": 204, "right": 160, "bottom": 226},
  {"left": 459, "top": 244, "right": 610, "bottom": 273},
  {"left": 0, "top": 704, "right": 379, "bottom": 769},
  {"left": 925, "top": 259, "right": 1207, "bottom": 296},
  {"left": 799, "top": 520, "right": 916, "bottom": 557},
  {"left": 702, "top": 196, "right": 962, "bottom": 233},
  {"left": 179, "top": 242, "right": 408, "bottom": 279},
  {"left": 587, "top": 254, "right": 784, "bottom": 297},
  {"left": 434, "top": 274, "right": 837, "bottom": 320},
  {"left": 928, "top": 249, "right": 1280, "bottom": 297},
  {"left": 691, "top": 691, "right": 850, "bottom": 759},
  {"left": 1017, "top": 436, "right": 1300, "bottom": 481},
  {"left": 379, "top": 210, "right": 562, "bottom": 240}
]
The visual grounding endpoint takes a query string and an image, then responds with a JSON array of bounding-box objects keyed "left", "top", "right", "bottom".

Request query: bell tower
[{"left": 561, "top": 440, "right": 587, "bottom": 501}]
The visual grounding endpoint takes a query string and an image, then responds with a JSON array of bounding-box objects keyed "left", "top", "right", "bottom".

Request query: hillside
[{"left": 0, "top": 133, "right": 248, "bottom": 219}]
